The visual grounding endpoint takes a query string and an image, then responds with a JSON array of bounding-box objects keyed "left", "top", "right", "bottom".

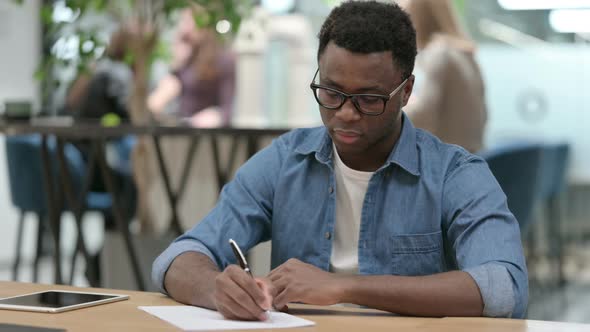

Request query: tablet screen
[{"left": 0, "top": 291, "right": 124, "bottom": 310}]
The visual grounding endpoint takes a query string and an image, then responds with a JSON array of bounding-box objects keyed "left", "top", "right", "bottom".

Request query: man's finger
[
  {"left": 228, "top": 269, "right": 271, "bottom": 311},
  {"left": 273, "top": 287, "right": 295, "bottom": 310},
  {"left": 217, "top": 293, "right": 262, "bottom": 321},
  {"left": 268, "top": 274, "right": 289, "bottom": 295},
  {"left": 255, "top": 278, "right": 275, "bottom": 309},
  {"left": 267, "top": 271, "right": 281, "bottom": 282},
  {"left": 217, "top": 270, "right": 266, "bottom": 320},
  {"left": 222, "top": 278, "right": 266, "bottom": 320}
]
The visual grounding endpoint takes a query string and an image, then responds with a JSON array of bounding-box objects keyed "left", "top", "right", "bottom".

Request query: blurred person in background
[
  {"left": 64, "top": 24, "right": 138, "bottom": 285},
  {"left": 66, "top": 26, "right": 133, "bottom": 121},
  {"left": 65, "top": 24, "right": 137, "bottom": 180},
  {"left": 399, "top": 0, "right": 487, "bottom": 153},
  {"left": 148, "top": 8, "right": 236, "bottom": 127}
]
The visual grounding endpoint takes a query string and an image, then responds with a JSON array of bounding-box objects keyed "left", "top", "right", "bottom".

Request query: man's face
[{"left": 317, "top": 42, "right": 413, "bottom": 165}]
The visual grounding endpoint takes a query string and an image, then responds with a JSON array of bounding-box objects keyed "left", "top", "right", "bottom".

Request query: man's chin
[{"left": 333, "top": 140, "right": 365, "bottom": 155}]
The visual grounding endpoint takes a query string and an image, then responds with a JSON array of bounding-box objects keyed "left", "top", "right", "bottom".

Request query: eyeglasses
[{"left": 310, "top": 68, "right": 409, "bottom": 116}]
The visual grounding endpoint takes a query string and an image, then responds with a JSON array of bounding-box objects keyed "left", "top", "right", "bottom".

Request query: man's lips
[
  {"left": 334, "top": 128, "right": 362, "bottom": 136},
  {"left": 333, "top": 129, "right": 362, "bottom": 144}
]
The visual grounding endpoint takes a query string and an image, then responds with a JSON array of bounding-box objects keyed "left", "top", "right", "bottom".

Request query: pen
[
  {"left": 228, "top": 239, "right": 272, "bottom": 320},
  {"left": 229, "top": 238, "right": 253, "bottom": 276}
]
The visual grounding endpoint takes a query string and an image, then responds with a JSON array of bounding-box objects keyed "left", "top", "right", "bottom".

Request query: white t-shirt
[{"left": 329, "top": 145, "right": 374, "bottom": 274}]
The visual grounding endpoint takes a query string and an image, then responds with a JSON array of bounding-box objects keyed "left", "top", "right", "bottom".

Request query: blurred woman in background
[
  {"left": 399, "top": 0, "right": 487, "bottom": 153},
  {"left": 148, "top": 8, "right": 236, "bottom": 127},
  {"left": 66, "top": 26, "right": 133, "bottom": 121}
]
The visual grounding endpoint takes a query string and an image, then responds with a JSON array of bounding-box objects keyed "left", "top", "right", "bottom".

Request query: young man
[{"left": 152, "top": 1, "right": 527, "bottom": 320}]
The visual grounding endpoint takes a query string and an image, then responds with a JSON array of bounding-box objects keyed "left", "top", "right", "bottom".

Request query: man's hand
[
  {"left": 268, "top": 258, "right": 345, "bottom": 309},
  {"left": 214, "top": 265, "right": 274, "bottom": 321}
]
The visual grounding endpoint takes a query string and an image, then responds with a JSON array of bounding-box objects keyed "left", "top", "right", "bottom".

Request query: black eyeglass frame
[{"left": 309, "top": 68, "right": 410, "bottom": 116}]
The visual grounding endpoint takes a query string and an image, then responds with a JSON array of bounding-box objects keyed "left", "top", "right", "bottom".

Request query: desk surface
[{"left": 0, "top": 282, "right": 589, "bottom": 332}]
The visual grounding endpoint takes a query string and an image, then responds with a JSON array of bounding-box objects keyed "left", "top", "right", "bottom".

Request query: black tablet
[{"left": 0, "top": 290, "right": 129, "bottom": 313}]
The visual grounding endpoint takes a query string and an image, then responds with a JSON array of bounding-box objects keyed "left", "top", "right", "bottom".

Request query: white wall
[
  {"left": 0, "top": 0, "right": 40, "bottom": 110},
  {"left": 0, "top": 0, "right": 41, "bottom": 268},
  {"left": 478, "top": 44, "right": 590, "bottom": 184}
]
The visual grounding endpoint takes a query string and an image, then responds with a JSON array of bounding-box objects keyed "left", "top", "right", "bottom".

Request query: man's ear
[{"left": 401, "top": 74, "right": 415, "bottom": 107}]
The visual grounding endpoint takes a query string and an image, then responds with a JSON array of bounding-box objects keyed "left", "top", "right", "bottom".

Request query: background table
[
  {"left": 1, "top": 282, "right": 589, "bottom": 332},
  {"left": 0, "top": 119, "right": 288, "bottom": 289}
]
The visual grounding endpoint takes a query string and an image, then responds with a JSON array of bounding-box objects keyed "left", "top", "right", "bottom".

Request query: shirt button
[
  {"left": 325, "top": 232, "right": 331, "bottom": 240},
  {"left": 328, "top": 186, "right": 334, "bottom": 194}
]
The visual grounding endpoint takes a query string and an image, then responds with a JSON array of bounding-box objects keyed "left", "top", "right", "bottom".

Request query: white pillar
[
  {"left": 266, "top": 15, "right": 316, "bottom": 127},
  {"left": 233, "top": 9, "right": 317, "bottom": 128},
  {"left": 232, "top": 9, "right": 269, "bottom": 128}
]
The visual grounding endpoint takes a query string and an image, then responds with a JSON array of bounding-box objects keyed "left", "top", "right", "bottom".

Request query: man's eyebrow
[{"left": 320, "top": 78, "right": 388, "bottom": 94}]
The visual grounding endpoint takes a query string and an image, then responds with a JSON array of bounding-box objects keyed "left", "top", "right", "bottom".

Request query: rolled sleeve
[
  {"left": 465, "top": 263, "right": 516, "bottom": 317},
  {"left": 151, "top": 239, "right": 216, "bottom": 294},
  {"left": 151, "top": 135, "right": 286, "bottom": 295},
  {"left": 443, "top": 154, "right": 528, "bottom": 318}
]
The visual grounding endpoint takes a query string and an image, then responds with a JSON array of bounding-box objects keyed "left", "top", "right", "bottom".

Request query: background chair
[
  {"left": 479, "top": 142, "right": 545, "bottom": 233},
  {"left": 5, "top": 135, "right": 51, "bottom": 282},
  {"left": 66, "top": 137, "right": 137, "bottom": 287},
  {"left": 537, "top": 143, "right": 571, "bottom": 287},
  {"left": 4, "top": 134, "right": 132, "bottom": 286}
]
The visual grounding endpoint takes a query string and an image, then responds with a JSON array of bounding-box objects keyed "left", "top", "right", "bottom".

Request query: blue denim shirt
[{"left": 152, "top": 115, "right": 528, "bottom": 318}]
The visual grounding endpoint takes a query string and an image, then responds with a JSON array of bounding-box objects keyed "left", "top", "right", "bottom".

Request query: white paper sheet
[{"left": 138, "top": 305, "right": 315, "bottom": 331}]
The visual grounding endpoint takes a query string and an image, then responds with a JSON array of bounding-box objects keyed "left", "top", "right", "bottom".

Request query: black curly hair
[{"left": 317, "top": 1, "right": 417, "bottom": 79}]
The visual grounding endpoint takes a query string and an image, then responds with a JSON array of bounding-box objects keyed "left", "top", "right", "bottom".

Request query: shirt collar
[
  {"left": 385, "top": 113, "right": 420, "bottom": 176},
  {"left": 294, "top": 126, "right": 333, "bottom": 164},
  {"left": 295, "top": 113, "right": 420, "bottom": 176}
]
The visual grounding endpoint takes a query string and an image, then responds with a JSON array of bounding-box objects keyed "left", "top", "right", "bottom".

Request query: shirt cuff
[
  {"left": 464, "top": 263, "right": 516, "bottom": 317},
  {"left": 151, "top": 239, "right": 217, "bottom": 294}
]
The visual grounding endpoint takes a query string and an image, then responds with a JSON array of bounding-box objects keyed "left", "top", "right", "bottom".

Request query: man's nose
[{"left": 335, "top": 98, "right": 362, "bottom": 122}]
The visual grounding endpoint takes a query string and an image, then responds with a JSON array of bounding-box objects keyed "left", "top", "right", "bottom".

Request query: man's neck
[
  {"left": 337, "top": 130, "right": 401, "bottom": 172},
  {"left": 338, "top": 153, "right": 386, "bottom": 172}
]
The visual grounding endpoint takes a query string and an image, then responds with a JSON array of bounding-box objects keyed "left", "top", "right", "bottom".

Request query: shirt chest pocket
[{"left": 390, "top": 231, "right": 444, "bottom": 276}]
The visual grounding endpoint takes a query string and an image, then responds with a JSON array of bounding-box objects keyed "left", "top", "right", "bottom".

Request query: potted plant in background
[
  {"left": 15, "top": 0, "right": 251, "bottom": 123},
  {"left": 12, "top": 1, "right": 254, "bottom": 289}
]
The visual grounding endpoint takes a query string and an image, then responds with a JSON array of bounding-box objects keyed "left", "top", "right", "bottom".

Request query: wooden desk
[{"left": 1, "top": 282, "right": 589, "bottom": 332}]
